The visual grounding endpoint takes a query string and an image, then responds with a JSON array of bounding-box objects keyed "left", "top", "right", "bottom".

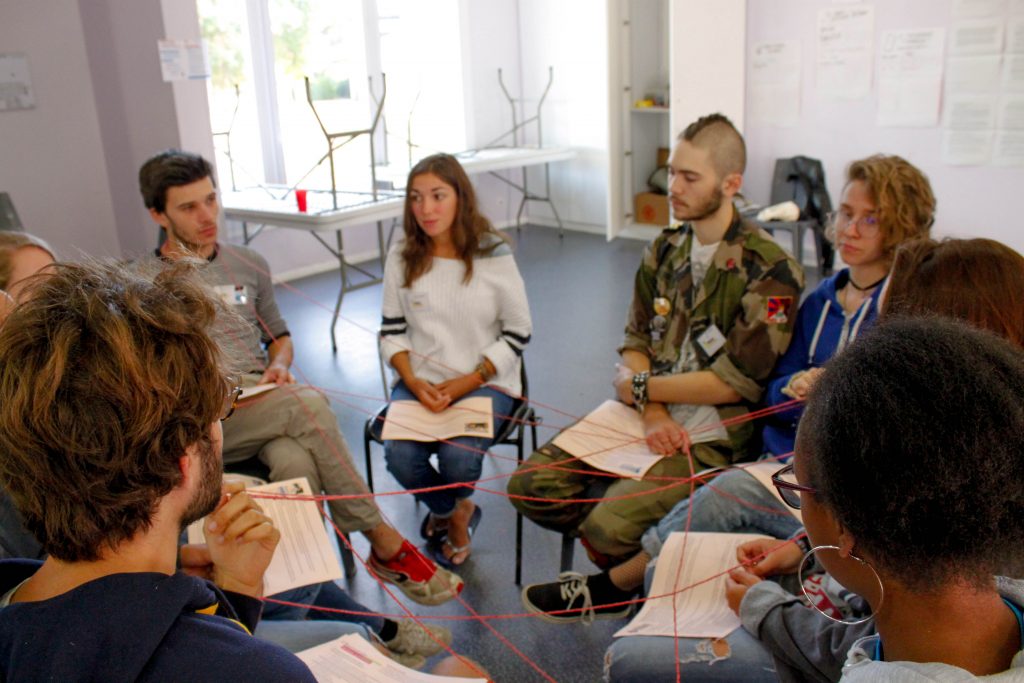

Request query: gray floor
[{"left": 273, "top": 225, "right": 820, "bottom": 682}]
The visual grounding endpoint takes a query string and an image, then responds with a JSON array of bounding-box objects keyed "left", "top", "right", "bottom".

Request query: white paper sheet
[
  {"left": 945, "top": 94, "right": 998, "bottom": 129},
  {"left": 994, "top": 129, "right": 1024, "bottom": 164},
  {"left": 953, "top": 0, "right": 1007, "bottom": 18},
  {"left": 942, "top": 129, "right": 995, "bottom": 164},
  {"left": 186, "top": 477, "right": 343, "bottom": 596},
  {"left": 946, "top": 55, "right": 1003, "bottom": 93},
  {"left": 381, "top": 397, "right": 493, "bottom": 442},
  {"left": 614, "top": 532, "right": 773, "bottom": 639},
  {"left": 297, "top": 634, "right": 486, "bottom": 683},
  {"left": 950, "top": 20, "right": 1005, "bottom": 55},
  {"left": 0, "top": 54, "right": 35, "bottom": 111},
  {"left": 552, "top": 400, "right": 665, "bottom": 480},
  {"left": 158, "top": 39, "right": 210, "bottom": 82},
  {"left": 998, "top": 94, "right": 1024, "bottom": 128},
  {"left": 816, "top": 5, "right": 875, "bottom": 99},
  {"left": 877, "top": 28, "right": 945, "bottom": 126},
  {"left": 238, "top": 383, "right": 279, "bottom": 402},
  {"left": 1005, "top": 54, "right": 1024, "bottom": 90},
  {"left": 1009, "top": 18, "right": 1024, "bottom": 52},
  {"left": 749, "top": 41, "right": 802, "bottom": 127}
]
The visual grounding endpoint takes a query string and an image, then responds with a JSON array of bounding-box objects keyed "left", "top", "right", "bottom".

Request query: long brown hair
[
  {"left": 886, "top": 237, "right": 1024, "bottom": 349},
  {"left": 400, "top": 153, "right": 506, "bottom": 287}
]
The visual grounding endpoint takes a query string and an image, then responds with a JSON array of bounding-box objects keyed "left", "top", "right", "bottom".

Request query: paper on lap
[
  {"left": 614, "top": 531, "right": 773, "bottom": 639},
  {"left": 297, "top": 634, "right": 486, "bottom": 682},
  {"left": 552, "top": 399, "right": 664, "bottom": 480},
  {"left": 237, "top": 383, "right": 278, "bottom": 402},
  {"left": 382, "top": 397, "right": 494, "bottom": 442},
  {"left": 186, "top": 477, "right": 343, "bottom": 596}
]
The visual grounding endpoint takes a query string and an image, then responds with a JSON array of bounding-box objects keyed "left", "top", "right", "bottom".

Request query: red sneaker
[{"left": 369, "top": 540, "right": 464, "bottom": 606}]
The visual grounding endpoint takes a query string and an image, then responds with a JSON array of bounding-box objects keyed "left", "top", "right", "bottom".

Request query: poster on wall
[
  {"left": 877, "top": 28, "right": 945, "bottom": 126},
  {"left": 0, "top": 54, "right": 35, "bottom": 112},
  {"left": 953, "top": 0, "right": 1007, "bottom": 19},
  {"left": 817, "top": 5, "right": 874, "bottom": 99},
  {"left": 749, "top": 41, "right": 802, "bottom": 127},
  {"left": 157, "top": 39, "right": 210, "bottom": 82}
]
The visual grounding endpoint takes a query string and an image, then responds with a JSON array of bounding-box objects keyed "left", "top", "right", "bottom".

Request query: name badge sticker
[
  {"left": 696, "top": 324, "right": 727, "bottom": 358},
  {"left": 213, "top": 284, "right": 249, "bottom": 306},
  {"left": 408, "top": 291, "right": 429, "bottom": 311}
]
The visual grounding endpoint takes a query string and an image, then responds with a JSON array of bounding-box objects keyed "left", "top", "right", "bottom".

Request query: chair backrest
[
  {"left": 770, "top": 157, "right": 832, "bottom": 225},
  {"left": 493, "top": 358, "right": 531, "bottom": 446}
]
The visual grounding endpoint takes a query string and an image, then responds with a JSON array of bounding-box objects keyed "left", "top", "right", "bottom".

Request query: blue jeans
[
  {"left": 384, "top": 383, "right": 516, "bottom": 516},
  {"left": 605, "top": 627, "right": 778, "bottom": 682},
  {"left": 263, "top": 581, "right": 384, "bottom": 635},
  {"left": 254, "top": 620, "right": 371, "bottom": 653},
  {"left": 641, "top": 468, "right": 802, "bottom": 558}
]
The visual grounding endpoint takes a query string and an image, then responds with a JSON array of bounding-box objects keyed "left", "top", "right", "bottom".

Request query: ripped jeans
[{"left": 604, "top": 627, "right": 777, "bottom": 682}]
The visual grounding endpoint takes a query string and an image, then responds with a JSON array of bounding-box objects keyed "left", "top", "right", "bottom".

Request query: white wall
[
  {"left": 744, "top": 0, "right": 1024, "bottom": 254},
  {"left": 0, "top": 1, "right": 121, "bottom": 257}
]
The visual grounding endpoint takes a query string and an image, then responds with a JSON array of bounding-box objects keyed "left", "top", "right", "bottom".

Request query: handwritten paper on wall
[
  {"left": 817, "top": 5, "right": 874, "bottom": 99},
  {"left": 0, "top": 54, "right": 35, "bottom": 112},
  {"left": 749, "top": 41, "right": 802, "bottom": 127},
  {"left": 877, "top": 29, "right": 945, "bottom": 127}
]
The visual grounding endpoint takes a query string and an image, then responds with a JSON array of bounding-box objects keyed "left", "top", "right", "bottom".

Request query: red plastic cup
[{"left": 295, "top": 189, "right": 308, "bottom": 213}]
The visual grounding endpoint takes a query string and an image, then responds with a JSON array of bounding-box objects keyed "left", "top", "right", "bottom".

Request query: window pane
[
  {"left": 268, "top": 0, "right": 372, "bottom": 191},
  {"left": 198, "top": 0, "right": 265, "bottom": 188},
  {"left": 378, "top": 0, "right": 466, "bottom": 170}
]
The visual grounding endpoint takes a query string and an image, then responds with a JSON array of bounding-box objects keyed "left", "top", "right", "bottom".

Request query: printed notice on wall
[
  {"left": 953, "top": 0, "right": 1007, "bottom": 18},
  {"left": 878, "top": 28, "right": 945, "bottom": 126},
  {"left": 0, "top": 54, "right": 35, "bottom": 112},
  {"left": 158, "top": 39, "right": 210, "bottom": 82},
  {"left": 749, "top": 41, "right": 802, "bottom": 127},
  {"left": 816, "top": 5, "right": 874, "bottom": 99}
]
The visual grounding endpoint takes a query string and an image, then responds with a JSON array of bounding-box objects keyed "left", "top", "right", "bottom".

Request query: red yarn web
[{"left": 212, "top": 243, "right": 806, "bottom": 682}]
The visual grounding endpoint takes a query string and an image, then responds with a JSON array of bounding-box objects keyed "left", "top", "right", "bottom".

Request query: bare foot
[{"left": 443, "top": 499, "right": 476, "bottom": 566}]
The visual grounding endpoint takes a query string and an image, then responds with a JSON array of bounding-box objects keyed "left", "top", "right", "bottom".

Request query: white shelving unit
[{"left": 605, "top": 0, "right": 746, "bottom": 241}]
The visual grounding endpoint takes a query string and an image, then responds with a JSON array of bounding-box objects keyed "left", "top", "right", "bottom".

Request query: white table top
[{"left": 221, "top": 146, "right": 576, "bottom": 231}]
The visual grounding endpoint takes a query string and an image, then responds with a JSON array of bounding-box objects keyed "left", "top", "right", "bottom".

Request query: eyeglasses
[
  {"left": 220, "top": 385, "right": 242, "bottom": 422},
  {"left": 828, "top": 211, "right": 880, "bottom": 238},
  {"left": 771, "top": 463, "right": 818, "bottom": 510}
]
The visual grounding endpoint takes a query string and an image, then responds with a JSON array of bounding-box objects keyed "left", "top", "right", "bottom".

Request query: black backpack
[{"left": 770, "top": 157, "right": 834, "bottom": 274}]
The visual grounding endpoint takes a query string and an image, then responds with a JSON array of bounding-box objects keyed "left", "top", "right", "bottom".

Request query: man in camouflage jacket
[{"left": 509, "top": 114, "right": 804, "bottom": 576}]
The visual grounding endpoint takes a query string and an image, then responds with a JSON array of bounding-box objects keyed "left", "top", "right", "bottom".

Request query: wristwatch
[{"left": 631, "top": 371, "right": 650, "bottom": 413}]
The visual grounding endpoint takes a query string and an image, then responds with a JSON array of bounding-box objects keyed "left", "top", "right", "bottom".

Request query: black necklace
[{"left": 848, "top": 274, "right": 886, "bottom": 292}]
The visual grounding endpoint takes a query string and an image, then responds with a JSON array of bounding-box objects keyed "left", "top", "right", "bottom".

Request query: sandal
[
  {"left": 428, "top": 506, "right": 482, "bottom": 569},
  {"left": 419, "top": 512, "right": 448, "bottom": 547}
]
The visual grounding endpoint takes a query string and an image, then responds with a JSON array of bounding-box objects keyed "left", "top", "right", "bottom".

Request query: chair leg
[
  {"left": 363, "top": 432, "right": 374, "bottom": 493},
  {"left": 339, "top": 532, "right": 358, "bottom": 578},
  {"left": 515, "top": 512, "right": 524, "bottom": 585},
  {"left": 560, "top": 533, "right": 574, "bottom": 573}
]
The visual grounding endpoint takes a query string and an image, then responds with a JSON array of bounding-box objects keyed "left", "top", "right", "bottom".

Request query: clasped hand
[
  {"left": 407, "top": 374, "right": 480, "bottom": 412},
  {"left": 724, "top": 537, "right": 805, "bottom": 614},
  {"left": 180, "top": 480, "right": 280, "bottom": 598}
]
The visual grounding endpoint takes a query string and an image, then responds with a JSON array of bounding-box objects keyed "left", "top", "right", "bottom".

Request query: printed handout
[
  {"left": 552, "top": 400, "right": 665, "bottom": 480},
  {"left": 381, "top": 397, "right": 494, "bottom": 442}
]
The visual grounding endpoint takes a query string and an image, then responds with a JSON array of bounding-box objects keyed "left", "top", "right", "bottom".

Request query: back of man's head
[
  {"left": 0, "top": 260, "right": 231, "bottom": 562},
  {"left": 139, "top": 150, "right": 215, "bottom": 214},
  {"left": 679, "top": 113, "right": 746, "bottom": 178}
]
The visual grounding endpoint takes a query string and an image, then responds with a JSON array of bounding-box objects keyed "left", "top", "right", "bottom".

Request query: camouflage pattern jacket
[{"left": 620, "top": 210, "right": 805, "bottom": 462}]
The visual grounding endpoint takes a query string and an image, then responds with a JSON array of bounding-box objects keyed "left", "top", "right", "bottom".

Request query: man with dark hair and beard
[
  {"left": 0, "top": 260, "right": 316, "bottom": 681},
  {"left": 510, "top": 113, "right": 805, "bottom": 620}
]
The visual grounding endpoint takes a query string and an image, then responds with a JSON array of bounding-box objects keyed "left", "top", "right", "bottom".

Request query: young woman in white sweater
[{"left": 380, "top": 153, "right": 532, "bottom": 568}]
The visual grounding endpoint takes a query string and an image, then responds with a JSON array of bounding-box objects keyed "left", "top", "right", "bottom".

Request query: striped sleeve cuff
[
  {"left": 501, "top": 330, "right": 531, "bottom": 357},
  {"left": 380, "top": 315, "right": 407, "bottom": 337}
]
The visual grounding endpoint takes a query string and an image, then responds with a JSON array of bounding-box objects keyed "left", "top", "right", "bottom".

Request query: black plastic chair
[
  {"left": 758, "top": 156, "right": 834, "bottom": 277},
  {"left": 362, "top": 358, "right": 574, "bottom": 584}
]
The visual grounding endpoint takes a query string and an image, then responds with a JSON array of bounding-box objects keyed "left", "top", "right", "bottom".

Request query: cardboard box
[
  {"left": 656, "top": 147, "right": 670, "bottom": 167},
  {"left": 635, "top": 192, "right": 670, "bottom": 226}
]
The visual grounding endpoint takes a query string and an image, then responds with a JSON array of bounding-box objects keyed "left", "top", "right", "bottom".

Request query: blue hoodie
[
  {"left": 0, "top": 559, "right": 315, "bottom": 682},
  {"left": 762, "top": 269, "right": 884, "bottom": 458}
]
